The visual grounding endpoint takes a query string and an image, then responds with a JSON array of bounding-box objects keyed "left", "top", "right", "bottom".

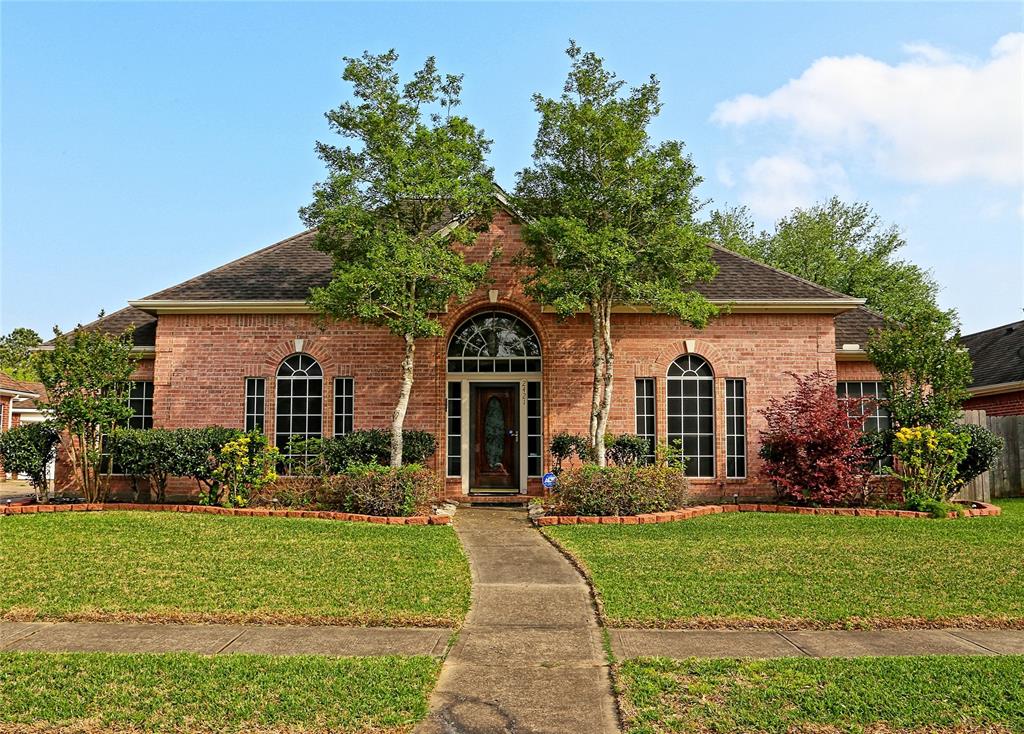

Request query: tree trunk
[
  {"left": 390, "top": 332, "right": 416, "bottom": 468},
  {"left": 589, "top": 304, "right": 606, "bottom": 465},
  {"left": 597, "top": 299, "right": 614, "bottom": 466}
]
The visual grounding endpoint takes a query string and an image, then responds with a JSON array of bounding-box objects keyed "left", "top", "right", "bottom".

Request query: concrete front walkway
[
  {"left": 0, "top": 621, "right": 451, "bottom": 657},
  {"left": 417, "top": 507, "right": 619, "bottom": 734},
  {"left": 610, "top": 627, "right": 1024, "bottom": 659}
]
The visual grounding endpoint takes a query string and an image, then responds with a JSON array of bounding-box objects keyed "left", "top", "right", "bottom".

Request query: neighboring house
[
  {"left": 53, "top": 199, "right": 888, "bottom": 501},
  {"left": 0, "top": 372, "right": 43, "bottom": 481},
  {"left": 962, "top": 320, "right": 1024, "bottom": 416}
]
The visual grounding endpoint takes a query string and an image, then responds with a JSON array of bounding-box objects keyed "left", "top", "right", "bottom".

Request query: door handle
[{"left": 508, "top": 430, "right": 519, "bottom": 441}]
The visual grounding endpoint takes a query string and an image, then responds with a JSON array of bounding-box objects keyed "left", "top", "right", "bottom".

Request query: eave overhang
[{"left": 967, "top": 380, "right": 1024, "bottom": 398}]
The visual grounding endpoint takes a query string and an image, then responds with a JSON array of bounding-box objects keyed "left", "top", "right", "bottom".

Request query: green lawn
[
  {"left": 0, "top": 651, "right": 439, "bottom": 733},
  {"left": 0, "top": 512, "right": 470, "bottom": 626},
  {"left": 546, "top": 500, "right": 1024, "bottom": 628},
  {"left": 618, "top": 655, "right": 1024, "bottom": 734}
]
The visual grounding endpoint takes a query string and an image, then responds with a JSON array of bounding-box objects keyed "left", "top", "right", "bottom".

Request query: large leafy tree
[
  {"left": 867, "top": 308, "right": 972, "bottom": 430},
  {"left": 707, "top": 199, "right": 940, "bottom": 321},
  {"left": 34, "top": 325, "right": 136, "bottom": 502},
  {"left": 301, "top": 51, "right": 496, "bottom": 467},
  {"left": 515, "top": 43, "right": 718, "bottom": 465},
  {"left": 0, "top": 327, "right": 43, "bottom": 380}
]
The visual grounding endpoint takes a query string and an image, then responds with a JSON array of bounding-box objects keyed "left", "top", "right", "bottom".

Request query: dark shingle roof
[
  {"left": 45, "top": 307, "right": 158, "bottom": 349},
  {"left": 136, "top": 228, "right": 857, "bottom": 304},
  {"left": 961, "top": 320, "right": 1024, "bottom": 388},
  {"left": 835, "top": 307, "right": 886, "bottom": 348}
]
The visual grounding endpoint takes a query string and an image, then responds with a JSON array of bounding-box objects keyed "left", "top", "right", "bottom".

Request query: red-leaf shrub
[{"left": 759, "top": 371, "right": 870, "bottom": 506}]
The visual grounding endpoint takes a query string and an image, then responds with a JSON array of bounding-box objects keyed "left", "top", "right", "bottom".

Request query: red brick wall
[
  {"left": 965, "top": 390, "right": 1024, "bottom": 417},
  {"left": 835, "top": 360, "right": 882, "bottom": 382},
  {"left": 55, "top": 211, "right": 863, "bottom": 502}
]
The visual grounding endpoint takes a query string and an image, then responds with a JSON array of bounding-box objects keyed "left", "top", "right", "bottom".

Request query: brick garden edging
[
  {"left": 1, "top": 502, "right": 451, "bottom": 525},
  {"left": 533, "top": 501, "right": 1002, "bottom": 526}
]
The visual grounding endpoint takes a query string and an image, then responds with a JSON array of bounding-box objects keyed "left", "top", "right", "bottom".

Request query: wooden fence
[{"left": 956, "top": 410, "right": 1023, "bottom": 502}]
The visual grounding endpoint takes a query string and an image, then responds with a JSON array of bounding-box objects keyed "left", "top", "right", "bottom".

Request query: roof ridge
[
  {"left": 140, "top": 227, "right": 318, "bottom": 301},
  {"left": 962, "top": 320, "right": 1024, "bottom": 340},
  {"left": 707, "top": 241, "right": 862, "bottom": 302}
]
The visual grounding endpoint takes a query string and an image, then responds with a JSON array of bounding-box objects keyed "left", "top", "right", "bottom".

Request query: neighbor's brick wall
[
  {"left": 54, "top": 211, "right": 861, "bottom": 502},
  {"left": 964, "top": 390, "right": 1024, "bottom": 417}
]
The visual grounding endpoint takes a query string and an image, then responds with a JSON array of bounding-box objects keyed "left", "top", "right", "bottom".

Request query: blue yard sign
[{"left": 542, "top": 472, "right": 558, "bottom": 489}]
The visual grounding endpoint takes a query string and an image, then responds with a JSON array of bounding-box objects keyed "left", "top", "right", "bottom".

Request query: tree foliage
[
  {"left": 0, "top": 327, "right": 43, "bottom": 381},
  {"left": 759, "top": 371, "right": 871, "bottom": 506},
  {"left": 708, "top": 199, "right": 940, "bottom": 322},
  {"left": 34, "top": 325, "right": 136, "bottom": 502},
  {"left": 301, "top": 50, "right": 495, "bottom": 467},
  {"left": 515, "top": 42, "right": 718, "bottom": 464},
  {"left": 0, "top": 421, "right": 60, "bottom": 496},
  {"left": 867, "top": 309, "right": 972, "bottom": 430}
]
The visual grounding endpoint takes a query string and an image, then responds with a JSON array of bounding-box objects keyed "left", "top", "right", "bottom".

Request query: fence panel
[
  {"left": 988, "top": 415, "right": 1023, "bottom": 499},
  {"left": 956, "top": 410, "right": 991, "bottom": 502}
]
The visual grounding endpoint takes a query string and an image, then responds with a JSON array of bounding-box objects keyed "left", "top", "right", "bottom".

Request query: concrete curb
[
  {"left": 1, "top": 502, "right": 451, "bottom": 525},
  {"left": 532, "top": 501, "right": 1001, "bottom": 526}
]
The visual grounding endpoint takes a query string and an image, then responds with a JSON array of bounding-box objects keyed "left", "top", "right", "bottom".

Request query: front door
[{"left": 470, "top": 384, "right": 519, "bottom": 491}]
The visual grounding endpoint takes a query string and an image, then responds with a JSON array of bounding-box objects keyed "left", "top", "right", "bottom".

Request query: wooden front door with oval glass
[{"left": 470, "top": 384, "right": 519, "bottom": 491}]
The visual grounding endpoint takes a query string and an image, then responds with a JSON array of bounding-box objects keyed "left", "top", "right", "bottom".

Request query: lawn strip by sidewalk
[
  {"left": 618, "top": 655, "right": 1024, "bottom": 734},
  {"left": 0, "top": 651, "right": 440, "bottom": 734}
]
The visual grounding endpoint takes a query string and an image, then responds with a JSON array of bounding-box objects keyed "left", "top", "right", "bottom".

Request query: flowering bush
[
  {"left": 759, "top": 371, "right": 871, "bottom": 506},
  {"left": 209, "top": 430, "right": 280, "bottom": 507},
  {"left": 891, "top": 425, "right": 970, "bottom": 505}
]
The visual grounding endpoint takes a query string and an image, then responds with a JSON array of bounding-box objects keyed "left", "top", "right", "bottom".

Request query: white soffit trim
[{"left": 967, "top": 380, "right": 1024, "bottom": 398}]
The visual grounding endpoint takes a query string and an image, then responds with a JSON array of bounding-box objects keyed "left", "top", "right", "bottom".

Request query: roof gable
[{"left": 962, "top": 320, "right": 1024, "bottom": 388}]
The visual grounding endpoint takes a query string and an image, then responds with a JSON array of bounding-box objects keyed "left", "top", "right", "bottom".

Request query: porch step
[{"left": 460, "top": 495, "right": 531, "bottom": 507}]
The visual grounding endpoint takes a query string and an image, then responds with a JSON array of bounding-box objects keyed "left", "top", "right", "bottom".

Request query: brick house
[
  {"left": 0, "top": 372, "right": 43, "bottom": 481},
  {"left": 962, "top": 320, "right": 1024, "bottom": 417},
  {"left": 56, "top": 200, "right": 888, "bottom": 501}
]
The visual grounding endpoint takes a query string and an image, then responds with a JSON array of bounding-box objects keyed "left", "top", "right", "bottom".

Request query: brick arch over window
[
  {"left": 666, "top": 352, "right": 716, "bottom": 478},
  {"left": 652, "top": 339, "right": 734, "bottom": 377},
  {"left": 445, "top": 298, "right": 548, "bottom": 354}
]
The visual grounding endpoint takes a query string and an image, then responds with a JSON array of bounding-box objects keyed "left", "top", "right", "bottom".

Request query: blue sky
[{"left": 2, "top": 2, "right": 1021, "bottom": 336}]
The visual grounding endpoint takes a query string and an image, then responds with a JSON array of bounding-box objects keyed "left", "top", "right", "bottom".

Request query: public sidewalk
[
  {"left": 0, "top": 621, "right": 451, "bottom": 657},
  {"left": 610, "top": 627, "right": 1024, "bottom": 659}
]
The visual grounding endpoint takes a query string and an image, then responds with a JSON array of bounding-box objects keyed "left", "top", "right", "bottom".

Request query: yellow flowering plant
[
  {"left": 210, "top": 430, "right": 280, "bottom": 508},
  {"left": 890, "top": 425, "right": 969, "bottom": 506}
]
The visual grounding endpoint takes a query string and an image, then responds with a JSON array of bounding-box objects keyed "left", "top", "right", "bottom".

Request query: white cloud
[
  {"left": 739, "top": 155, "right": 851, "bottom": 221},
  {"left": 712, "top": 33, "right": 1023, "bottom": 186}
]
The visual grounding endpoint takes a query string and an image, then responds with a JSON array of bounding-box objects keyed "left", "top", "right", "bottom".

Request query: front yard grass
[
  {"left": 0, "top": 512, "right": 470, "bottom": 626},
  {"left": 546, "top": 499, "right": 1024, "bottom": 628},
  {"left": 618, "top": 655, "right": 1024, "bottom": 734},
  {"left": 0, "top": 651, "right": 439, "bottom": 733}
]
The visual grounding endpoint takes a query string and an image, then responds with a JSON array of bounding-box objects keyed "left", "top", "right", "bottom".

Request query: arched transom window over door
[
  {"left": 667, "top": 354, "right": 715, "bottom": 478},
  {"left": 275, "top": 354, "right": 323, "bottom": 459},
  {"left": 447, "top": 311, "right": 541, "bottom": 373}
]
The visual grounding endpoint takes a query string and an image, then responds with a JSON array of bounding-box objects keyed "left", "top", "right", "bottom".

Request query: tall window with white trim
[
  {"left": 725, "top": 378, "right": 746, "bottom": 478},
  {"left": 667, "top": 355, "right": 715, "bottom": 477},
  {"left": 334, "top": 377, "right": 354, "bottom": 436},
  {"left": 275, "top": 354, "right": 323, "bottom": 459},
  {"left": 245, "top": 378, "right": 265, "bottom": 432},
  {"left": 635, "top": 378, "right": 656, "bottom": 464}
]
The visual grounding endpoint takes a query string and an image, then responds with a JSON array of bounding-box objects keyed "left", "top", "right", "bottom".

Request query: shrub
[
  {"left": 905, "top": 496, "right": 963, "bottom": 519},
  {"left": 549, "top": 432, "right": 593, "bottom": 472},
  {"left": 108, "top": 428, "right": 180, "bottom": 503},
  {"left": 0, "top": 422, "right": 60, "bottom": 495},
  {"left": 605, "top": 433, "right": 650, "bottom": 467},
  {"left": 952, "top": 423, "right": 1003, "bottom": 489},
  {"left": 326, "top": 462, "right": 439, "bottom": 517},
  {"left": 210, "top": 430, "right": 280, "bottom": 507},
  {"left": 891, "top": 425, "right": 970, "bottom": 504},
  {"left": 286, "top": 430, "right": 437, "bottom": 475},
  {"left": 759, "top": 371, "right": 871, "bottom": 506},
  {"left": 551, "top": 464, "right": 689, "bottom": 516},
  {"left": 174, "top": 426, "right": 243, "bottom": 505}
]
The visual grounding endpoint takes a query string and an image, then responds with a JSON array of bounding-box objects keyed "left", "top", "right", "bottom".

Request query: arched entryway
[{"left": 446, "top": 311, "right": 542, "bottom": 495}]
